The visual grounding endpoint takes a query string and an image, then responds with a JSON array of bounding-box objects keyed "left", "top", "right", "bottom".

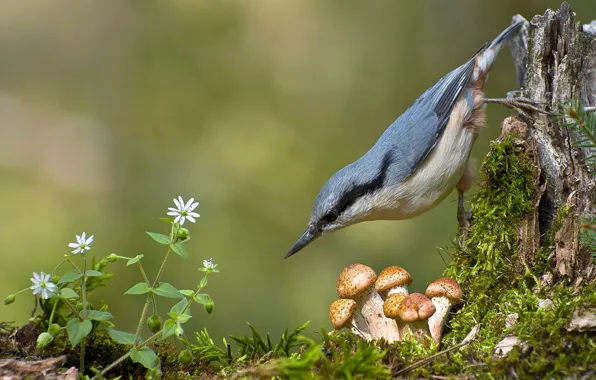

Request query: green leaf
[
  {"left": 170, "top": 299, "right": 189, "bottom": 316},
  {"left": 153, "top": 282, "right": 183, "bottom": 299},
  {"left": 66, "top": 319, "right": 92, "bottom": 348},
  {"left": 170, "top": 242, "right": 188, "bottom": 259},
  {"left": 107, "top": 328, "right": 136, "bottom": 345},
  {"left": 85, "top": 310, "right": 113, "bottom": 321},
  {"left": 124, "top": 282, "right": 151, "bottom": 295},
  {"left": 58, "top": 271, "right": 82, "bottom": 285},
  {"left": 85, "top": 270, "right": 102, "bottom": 277},
  {"left": 59, "top": 288, "right": 79, "bottom": 299},
  {"left": 199, "top": 276, "right": 208, "bottom": 288},
  {"left": 162, "top": 319, "right": 177, "bottom": 339},
  {"left": 146, "top": 232, "right": 171, "bottom": 245},
  {"left": 159, "top": 217, "right": 174, "bottom": 224},
  {"left": 126, "top": 254, "right": 145, "bottom": 266},
  {"left": 193, "top": 293, "right": 211, "bottom": 305},
  {"left": 129, "top": 347, "right": 159, "bottom": 369},
  {"left": 179, "top": 289, "right": 195, "bottom": 297},
  {"left": 177, "top": 314, "right": 192, "bottom": 323}
]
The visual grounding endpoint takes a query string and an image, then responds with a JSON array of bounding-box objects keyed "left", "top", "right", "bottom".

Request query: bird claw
[
  {"left": 484, "top": 95, "right": 554, "bottom": 115},
  {"left": 457, "top": 192, "right": 472, "bottom": 243}
]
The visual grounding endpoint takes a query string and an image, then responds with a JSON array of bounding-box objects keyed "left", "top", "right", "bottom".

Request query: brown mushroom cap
[
  {"left": 336, "top": 264, "right": 377, "bottom": 299},
  {"left": 383, "top": 293, "right": 407, "bottom": 318},
  {"left": 375, "top": 266, "right": 412, "bottom": 294},
  {"left": 425, "top": 277, "right": 463, "bottom": 303},
  {"left": 397, "top": 293, "right": 436, "bottom": 322},
  {"left": 329, "top": 299, "right": 358, "bottom": 329}
]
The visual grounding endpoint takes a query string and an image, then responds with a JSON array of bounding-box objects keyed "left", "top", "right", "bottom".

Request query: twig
[{"left": 394, "top": 324, "right": 480, "bottom": 376}]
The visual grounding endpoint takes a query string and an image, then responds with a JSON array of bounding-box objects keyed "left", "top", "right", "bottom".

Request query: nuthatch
[{"left": 286, "top": 21, "right": 533, "bottom": 258}]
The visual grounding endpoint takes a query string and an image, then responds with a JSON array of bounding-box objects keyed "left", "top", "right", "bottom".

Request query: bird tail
[{"left": 470, "top": 21, "right": 524, "bottom": 88}]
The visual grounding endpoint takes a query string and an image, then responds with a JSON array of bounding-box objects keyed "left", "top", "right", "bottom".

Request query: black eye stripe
[{"left": 332, "top": 151, "right": 393, "bottom": 217}]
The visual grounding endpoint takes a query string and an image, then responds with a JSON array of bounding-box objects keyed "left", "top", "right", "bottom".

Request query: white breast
[{"left": 365, "top": 97, "right": 477, "bottom": 221}]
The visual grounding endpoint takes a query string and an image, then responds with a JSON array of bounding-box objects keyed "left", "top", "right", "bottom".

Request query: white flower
[
  {"left": 167, "top": 196, "right": 200, "bottom": 225},
  {"left": 68, "top": 232, "right": 94, "bottom": 254},
  {"left": 203, "top": 258, "right": 217, "bottom": 270},
  {"left": 30, "top": 272, "right": 56, "bottom": 299}
]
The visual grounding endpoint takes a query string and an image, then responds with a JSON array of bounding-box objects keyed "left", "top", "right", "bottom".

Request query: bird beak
[{"left": 285, "top": 225, "right": 320, "bottom": 258}]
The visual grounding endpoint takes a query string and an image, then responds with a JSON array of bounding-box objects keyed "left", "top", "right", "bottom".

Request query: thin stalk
[
  {"left": 63, "top": 299, "right": 84, "bottom": 320},
  {"left": 133, "top": 294, "right": 153, "bottom": 347},
  {"left": 80, "top": 255, "right": 88, "bottom": 373},
  {"left": 96, "top": 331, "right": 163, "bottom": 378},
  {"left": 133, "top": 246, "right": 172, "bottom": 347},
  {"left": 51, "top": 259, "right": 67, "bottom": 277},
  {"left": 65, "top": 257, "right": 82, "bottom": 274},
  {"left": 48, "top": 298, "right": 59, "bottom": 326}
]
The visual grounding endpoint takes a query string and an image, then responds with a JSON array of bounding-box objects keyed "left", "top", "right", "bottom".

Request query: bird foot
[
  {"left": 484, "top": 94, "right": 554, "bottom": 115},
  {"left": 457, "top": 192, "right": 472, "bottom": 244}
]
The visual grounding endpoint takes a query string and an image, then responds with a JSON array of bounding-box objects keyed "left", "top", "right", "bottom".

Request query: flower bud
[
  {"left": 37, "top": 332, "right": 54, "bottom": 348},
  {"left": 178, "top": 350, "right": 193, "bottom": 365},
  {"left": 204, "top": 300, "right": 214, "bottom": 315},
  {"left": 48, "top": 323, "right": 62, "bottom": 337},
  {"left": 99, "top": 258, "right": 108, "bottom": 267},
  {"left": 52, "top": 276, "right": 61, "bottom": 284},
  {"left": 76, "top": 302, "right": 84, "bottom": 311},
  {"left": 175, "top": 326, "right": 184, "bottom": 337},
  {"left": 177, "top": 228, "right": 189, "bottom": 241},
  {"left": 147, "top": 315, "right": 162, "bottom": 334},
  {"left": 4, "top": 294, "right": 15, "bottom": 305},
  {"left": 146, "top": 367, "right": 162, "bottom": 380},
  {"left": 107, "top": 253, "right": 118, "bottom": 263}
]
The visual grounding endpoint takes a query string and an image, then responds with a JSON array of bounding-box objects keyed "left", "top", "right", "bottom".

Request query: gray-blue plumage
[{"left": 286, "top": 21, "right": 524, "bottom": 258}]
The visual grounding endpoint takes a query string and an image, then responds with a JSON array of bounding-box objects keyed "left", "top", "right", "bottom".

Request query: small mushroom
[
  {"left": 329, "top": 299, "right": 371, "bottom": 341},
  {"left": 337, "top": 263, "right": 400, "bottom": 342},
  {"left": 397, "top": 293, "right": 436, "bottom": 346},
  {"left": 382, "top": 293, "right": 408, "bottom": 340},
  {"left": 375, "top": 266, "right": 412, "bottom": 297},
  {"left": 425, "top": 277, "right": 463, "bottom": 344}
]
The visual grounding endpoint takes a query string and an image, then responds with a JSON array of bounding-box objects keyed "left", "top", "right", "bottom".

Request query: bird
[{"left": 286, "top": 20, "right": 538, "bottom": 258}]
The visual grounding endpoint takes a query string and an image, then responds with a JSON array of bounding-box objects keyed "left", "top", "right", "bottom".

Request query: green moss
[{"left": 2, "top": 132, "right": 594, "bottom": 378}]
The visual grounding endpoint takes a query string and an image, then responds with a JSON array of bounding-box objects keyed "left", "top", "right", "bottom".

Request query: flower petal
[
  {"left": 173, "top": 197, "right": 182, "bottom": 209},
  {"left": 85, "top": 235, "right": 94, "bottom": 245},
  {"left": 167, "top": 211, "right": 179, "bottom": 216},
  {"left": 179, "top": 217, "right": 186, "bottom": 225},
  {"left": 187, "top": 202, "right": 199, "bottom": 212},
  {"left": 185, "top": 215, "right": 196, "bottom": 223},
  {"left": 188, "top": 212, "right": 200, "bottom": 218},
  {"left": 184, "top": 198, "right": 195, "bottom": 210}
]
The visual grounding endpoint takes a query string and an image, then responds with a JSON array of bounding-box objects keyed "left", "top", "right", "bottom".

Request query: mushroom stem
[
  {"left": 359, "top": 288, "right": 400, "bottom": 342},
  {"left": 351, "top": 312, "right": 372, "bottom": 341},
  {"left": 428, "top": 296, "right": 451, "bottom": 344},
  {"left": 387, "top": 286, "right": 409, "bottom": 296},
  {"left": 400, "top": 321, "right": 432, "bottom": 346}
]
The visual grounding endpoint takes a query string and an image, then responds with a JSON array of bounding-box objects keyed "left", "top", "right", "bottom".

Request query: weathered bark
[{"left": 506, "top": 2, "right": 595, "bottom": 286}]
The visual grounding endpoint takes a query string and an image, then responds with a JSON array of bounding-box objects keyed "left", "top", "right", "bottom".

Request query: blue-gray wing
[{"left": 368, "top": 58, "right": 476, "bottom": 182}]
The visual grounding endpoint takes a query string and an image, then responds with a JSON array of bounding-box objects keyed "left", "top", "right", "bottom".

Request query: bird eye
[{"left": 322, "top": 211, "right": 338, "bottom": 224}]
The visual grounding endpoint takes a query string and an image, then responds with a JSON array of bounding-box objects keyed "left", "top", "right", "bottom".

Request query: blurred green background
[{"left": 1, "top": 0, "right": 594, "bottom": 344}]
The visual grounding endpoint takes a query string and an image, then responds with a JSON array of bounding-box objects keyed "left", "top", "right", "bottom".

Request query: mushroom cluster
[{"left": 329, "top": 264, "right": 462, "bottom": 346}]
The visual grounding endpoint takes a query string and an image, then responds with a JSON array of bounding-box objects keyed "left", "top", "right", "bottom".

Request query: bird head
[{"left": 285, "top": 152, "right": 392, "bottom": 258}]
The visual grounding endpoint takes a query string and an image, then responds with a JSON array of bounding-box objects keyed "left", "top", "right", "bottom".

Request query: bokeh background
[{"left": 1, "top": 0, "right": 595, "bottom": 345}]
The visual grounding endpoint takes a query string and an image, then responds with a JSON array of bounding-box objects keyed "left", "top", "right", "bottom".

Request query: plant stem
[
  {"left": 133, "top": 247, "right": 172, "bottom": 347},
  {"left": 80, "top": 255, "right": 88, "bottom": 373},
  {"left": 137, "top": 262, "right": 150, "bottom": 286},
  {"left": 51, "top": 259, "right": 67, "bottom": 277},
  {"left": 133, "top": 294, "right": 153, "bottom": 347},
  {"left": 65, "top": 257, "right": 82, "bottom": 274},
  {"left": 63, "top": 299, "right": 84, "bottom": 320},
  {"left": 96, "top": 331, "right": 163, "bottom": 378},
  {"left": 48, "top": 298, "right": 59, "bottom": 326}
]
